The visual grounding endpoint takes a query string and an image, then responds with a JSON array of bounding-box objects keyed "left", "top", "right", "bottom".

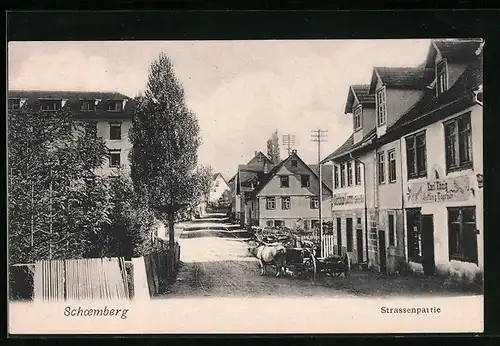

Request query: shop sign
[
  {"left": 407, "top": 175, "right": 471, "bottom": 204},
  {"left": 333, "top": 193, "right": 364, "bottom": 206}
]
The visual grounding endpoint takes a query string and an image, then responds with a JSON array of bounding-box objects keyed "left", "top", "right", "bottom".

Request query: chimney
[
  {"left": 254, "top": 151, "right": 259, "bottom": 157},
  {"left": 291, "top": 149, "right": 297, "bottom": 155}
]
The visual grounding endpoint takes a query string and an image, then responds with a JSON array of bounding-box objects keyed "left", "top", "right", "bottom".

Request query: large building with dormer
[
  {"left": 323, "top": 38, "right": 483, "bottom": 282},
  {"left": 8, "top": 90, "right": 135, "bottom": 177}
]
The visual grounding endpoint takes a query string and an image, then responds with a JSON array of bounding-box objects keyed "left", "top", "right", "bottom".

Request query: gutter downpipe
[
  {"left": 349, "top": 152, "right": 369, "bottom": 264},
  {"left": 399, "top": 138, "right": 408, "bottom": 267}
]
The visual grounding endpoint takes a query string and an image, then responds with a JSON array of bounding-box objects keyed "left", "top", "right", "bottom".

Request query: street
[{"left": 158, "top": 216, "right": 482, "bottom": 299}]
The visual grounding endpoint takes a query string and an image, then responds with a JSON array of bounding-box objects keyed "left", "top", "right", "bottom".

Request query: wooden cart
[{"left": 315, "top": 252, "right": 351, "bottom": 277}]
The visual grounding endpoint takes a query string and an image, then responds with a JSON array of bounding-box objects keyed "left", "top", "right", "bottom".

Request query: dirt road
[
  {"left": 158, "top": 218, "right": 482, "bottom": 298},
  {"left": 160, "top": 232, "right": 356, "bottom": 298}
]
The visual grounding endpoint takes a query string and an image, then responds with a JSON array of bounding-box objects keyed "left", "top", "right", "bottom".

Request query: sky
[{"left": 8, "top": 39, "right": 431, "bottom": 180}]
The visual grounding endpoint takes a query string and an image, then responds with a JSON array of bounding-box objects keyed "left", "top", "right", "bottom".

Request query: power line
[
  {"left": 311, "top": 129, "right": 328, "bottom": 251},
  {"left": 282, "top": 134, "right": 296, "bottom": 156}
]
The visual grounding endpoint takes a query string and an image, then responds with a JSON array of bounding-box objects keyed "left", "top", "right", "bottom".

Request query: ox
[{"left": 253, "top": 243, "right": 287, "bottom": 277}]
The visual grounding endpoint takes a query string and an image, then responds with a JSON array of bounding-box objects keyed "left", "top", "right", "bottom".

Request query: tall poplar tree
[
  {"left": 267, "top": 129, "right": 281, "bottom": 163},
  {"left": 129, "top": 52, "right": 203, "bottom": 268}
]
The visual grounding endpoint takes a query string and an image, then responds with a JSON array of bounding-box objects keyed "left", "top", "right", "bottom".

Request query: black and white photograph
[{"left": 8, "top": 37, "right": 484, "bottom": 334}]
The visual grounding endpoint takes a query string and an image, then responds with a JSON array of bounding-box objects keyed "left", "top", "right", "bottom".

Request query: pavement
[{"left": 158, "top": 214, "right": 483, "bottom": 299}]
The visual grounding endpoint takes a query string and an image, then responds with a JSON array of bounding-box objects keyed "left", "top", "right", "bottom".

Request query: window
[
  {"left": 304, "top": 220, "right": 310, "bottom": 230},
  {"left": 448, "top": 207, "right": 478, "bottom": 264},
  {"left": 436, "top": 59, "right": 448, "bottom": 96},
  {"left": 274, "top": 220, "right": 283, "bottom": 228},
  {"left": 376, "top": 87, "right": 387, "bottom": 126},
  {"left": 301, "top": 175, "right": 310, "bottom": 187},
  {"left": 357, "top": 217, "right": 362, "bottom": 226},
  {"left": 311, "top": 220, "right": 319, "bottom": 230},
  {"left": 9, "top": 98, "right": 20, "bottom": 110},
  {"left": 355, "top": 160, "right": 361, "bottom": 185},
  {"left": 109, "top": 122, "right": 122, "bottom": 140},
  {"left": 291, "top": 159, "right": 298, "bottom": 168},
  {"left": 406, "top": 208, "right": 422, "bottom": 262},
  {"left": 107, "top": 101, "right": 123, "bottom": 112},
  {"left": 266, "top": 220, "right": 274, "bottom": 227},
  {"left": 281, "top": 197, "right": 291, "bottom": 210},
  {"left": 406, "top": 131, "right": 427, "bottom": 179},
  {"left": 40, "top": 100, "right": 61, "bottom": 111},
  {"left": 347, "top": 161, "right": 353, "bottom": 186},
  {"left": 378, "top": 152, "right": 386, "bottom": 184},
  {"left": 266, "top": 197, "right": 276, "bottom": 210},
  {"left": 388, "top": 149, "right": 397, "bottom": 183},
  {"left": 280, "top": 175, "right": 289, "bottom": 188},
  {"left": 388, "top": 213, "right": 396, "bottom": 246},
  {"left": 215, "top": 180, "right": 220, "bottom": 187},
  {"left": 80, "top": 100, "right": 95, "bottom": 112},
  {"left": 444, "top": 113, "right": 473, "bottom": 172},
  {"left": 109, "top": 150, "right": 121, "bottom": 168},
  {"left": 334, "top": 165, "right": 339, "bottom": 189},
  {"left": 340, "top": 163, "right": 346, "bottom": 188},
  {"left": 84, "top": 121, "right": 98, "bottom": 138},
  {"left": 346, "top": 218, "right": 353, "bottom": 252},
  {"left": 310, "top": 197, "right": 319, "bottom": 209},
  {"left": 353, "top": 105, "right": 362, "bottom": 131}
]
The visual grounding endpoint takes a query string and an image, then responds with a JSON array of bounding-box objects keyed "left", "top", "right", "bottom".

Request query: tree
[
  {"left": 129, "top": 52, "right": 202, "bottom": 269},
  {"left": 8, "top": 106, "right": 111, "bottom": 263},
  {"left": 267, "top": 129, "right": 281, "bottom": 163}
]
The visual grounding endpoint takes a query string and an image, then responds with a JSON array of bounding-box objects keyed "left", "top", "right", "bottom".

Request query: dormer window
[
  {"left": 436, "top": 59, "right": 448, "bottom": 96},
  {"left": 107, "top": 101, "right": 123, "bottom": 112},
  {"left": 40, "top": 99, "right": 61, "bottom": 111},
  {"left": 80, "top": 100, "right": 96, "bottom": 112},
  {"left": 376, "top": 87, "right": 387, "bottom": 126},
  {"left": 353, "top": 105, "right": 362, "bottom": 131},
  {"left": 8, "top": 98, "right": 21, "bottom": 110}
]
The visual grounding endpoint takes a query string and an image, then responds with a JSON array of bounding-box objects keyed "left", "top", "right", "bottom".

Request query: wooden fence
[
  {"left": 33, "top": 257, "right": 129, "bottom": 302},
  {"left": 143, "top": 242, "right": 181, "bottom": 296}
]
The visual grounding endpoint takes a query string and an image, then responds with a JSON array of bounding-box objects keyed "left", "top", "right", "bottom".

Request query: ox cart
[{"left": 283, "top": 247, "right": 317, "bottom": 280}]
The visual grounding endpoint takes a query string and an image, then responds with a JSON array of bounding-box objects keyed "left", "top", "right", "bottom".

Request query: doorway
[
  {"left": 356, "top": 229, "right": 364, "bottom": 263},
  {"left": 378, "top": 230, "right": 387, "bottom": 273},
  {"left": 336, "top": 217, "right": 342, "bottom": 255},
  {"left": 421, "top": 214, "right": 436, "bottom": 276}
]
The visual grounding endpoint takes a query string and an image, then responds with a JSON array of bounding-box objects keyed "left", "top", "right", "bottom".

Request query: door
[
  {"left": 336, "top": 217, "right": 342, "bottom": 255},
  {"left": 356, "top": 229, "right": 364, "bottom": 263},
  {"left": 421, "top": 214, "right": 436, "bottom": 276},
  {"left": 378, "top": 230, "right": 387, "bottom": 273},
  {"left": 346, "top": 218, "right": 353, "bottom": 253}
]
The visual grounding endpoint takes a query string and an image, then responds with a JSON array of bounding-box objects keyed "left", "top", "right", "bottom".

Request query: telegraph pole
[
  {"left": 282, "top": 134, "right": 296, "bottom": 156},
  {"left": 311, "top": 129, "right": 328, "bottom": 252}
]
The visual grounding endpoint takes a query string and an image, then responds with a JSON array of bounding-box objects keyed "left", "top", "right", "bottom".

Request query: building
[
  {"left": 322, "top": 85, "right": 377, "bottom": 266},
  {"left": 234, "top": 151, "right": 274, "bottom": 226},
  {"left": 209, "top": 173, "right": 230, "bottom": 204},
  {"left": 322, "top": 38, "right": 483, "bottom": 280},
  {"left": 377, "top": 39, "right": 484, "bottom": 281},
  {"left": 7, "top": 90, "right": 134, "bottom": 177},
  {"left": 249, "top": 150, "right": 333, "bottom": 229}
]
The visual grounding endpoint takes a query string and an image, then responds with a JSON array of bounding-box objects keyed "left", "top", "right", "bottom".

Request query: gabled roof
[
  {"left": 310, "top": 164, "right": 334, "bottom": 191},
  {"left": 8, "top": 90, "right": 135, "bottom": 119},
  {"left": 212, "top": 172, "right": 229, "bottom": 185},
  {"left": 344, "top": 84, "right": 376, "bottom": 114},
  {"left": 388, "top": 55, "right": 482, "bottom": 133},
  {"left": 369, "top": 67, "right": 434, "bottom": 94},
  {"left": 321, "top": 128, "right": 377, "bottom": 163},
  {"left": 252, "top": 152, "right": 333, "bottom": 197},
  {"left": 425, "top": 39, "right": 482, "bottom": 68}
]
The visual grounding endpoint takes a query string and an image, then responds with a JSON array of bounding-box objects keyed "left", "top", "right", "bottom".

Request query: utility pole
[
  {"left": 311, "top": 129, "right": 328, "bottom": 253},
  {"left": 282, "top": 134, "right": 296, "bottom": 156}
]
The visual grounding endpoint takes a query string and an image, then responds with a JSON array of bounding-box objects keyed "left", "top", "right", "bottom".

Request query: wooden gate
[{"left": 33, "top": 257, "right": 129, "bottom": 302}]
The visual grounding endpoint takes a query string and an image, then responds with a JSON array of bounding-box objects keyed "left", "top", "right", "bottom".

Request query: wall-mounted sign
[
  {"left": 333, "top": 193, "right": 364, "bottom": 206},
  {"left": 407, "top": 175, "right": 471, "bottom": 204}
]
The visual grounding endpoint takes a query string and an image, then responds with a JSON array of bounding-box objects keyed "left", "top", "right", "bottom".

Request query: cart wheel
[
  {"left": 342, "top": 252, "right": 351, "bottom": 277},
  {"left": 304, "top": 256, "right": 317, "bottom": 283}
]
